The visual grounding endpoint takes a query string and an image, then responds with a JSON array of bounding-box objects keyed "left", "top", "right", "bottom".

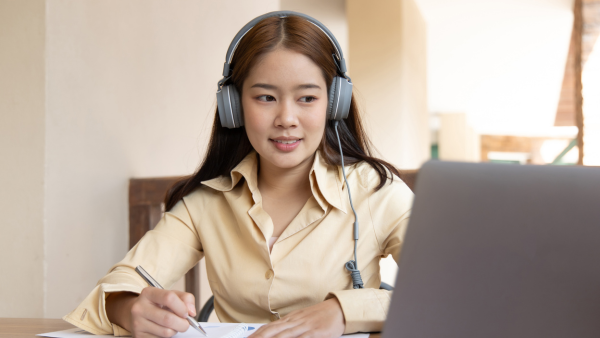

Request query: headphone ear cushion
[
  {"left": 217, "top": 84, "right": 243, "bottom": 128},
  {"left": 327, "top": 78, "right": 338, "bottom": 120},
  {"left": 328, "top": 76, "right": 353, "bottom": 121},
  {"left": 337, "top": 78, "right": 353, "bottom": 120},
  {"left": 229, "top": 85, "right": 243, "bottom": 127}
]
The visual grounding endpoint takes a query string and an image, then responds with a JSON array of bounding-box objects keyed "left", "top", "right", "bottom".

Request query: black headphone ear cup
[
  {"left": 327, "top": 78, "right": 338, "bottom": 120},
  {"left": 229, "top": 85, "right": 243, "bottom": 127}
]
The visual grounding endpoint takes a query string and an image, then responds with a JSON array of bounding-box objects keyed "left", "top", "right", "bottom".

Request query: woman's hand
[
  {"left": 250, "top": 298, "right": 346, "bottom": 338},
  {"left": 106, "top": 287, "right": 196, "bottom": 338}
]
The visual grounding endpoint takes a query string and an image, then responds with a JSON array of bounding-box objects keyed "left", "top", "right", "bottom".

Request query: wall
[
  {"left": 42, "top": 0, "right": 278, "bottom": 318},
  {"left": 439, "top": 113, "right": 481, "bottom": 162},
  {"left": 0, "top": 0, "right": 46, "bottom": 317},
  {"left": 347, "top": 0, "right": 430, "bottom": 169},
  {"left": 280, "top": 0, "right": 348, "bottom": 64},
  {"left": 582, "top": 29, "right": 600, "bottom": 165},
  {"left": 415, "top": 0, "right": 574, "bottom": 133}
]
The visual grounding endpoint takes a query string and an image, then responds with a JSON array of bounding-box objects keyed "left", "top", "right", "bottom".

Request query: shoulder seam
[{"left": 168, "top": 198, "right": 202, "bottom": 245}]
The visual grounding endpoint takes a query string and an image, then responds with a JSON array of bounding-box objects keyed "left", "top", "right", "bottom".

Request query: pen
[{"left": 135, "top": 265, "right": 207, "bottom": 336}]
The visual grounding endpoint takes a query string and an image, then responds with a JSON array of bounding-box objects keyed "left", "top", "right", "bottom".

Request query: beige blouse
[{"left": 63, "top": 150, "right": 414, "bottom": 335}]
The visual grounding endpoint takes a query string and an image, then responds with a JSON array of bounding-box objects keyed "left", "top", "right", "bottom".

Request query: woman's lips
[{"left": 270, "top": 138, "right": 301, "bottom": 152}]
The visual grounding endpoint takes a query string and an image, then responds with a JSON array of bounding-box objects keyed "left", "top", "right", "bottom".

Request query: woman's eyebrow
[
  {"left": 249, "top": 83, "right": 322, "bottom": 90},
  {"left": 296, "top": 83, "right": 321, "bottom": 90},
  {"left": 250, "top": 83, "right": 277, "bottom": 90}
]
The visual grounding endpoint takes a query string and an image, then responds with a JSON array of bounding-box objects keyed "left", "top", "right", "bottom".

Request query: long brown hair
[{"left": 165, "top": 15, "right": 401, "bottom": 211}]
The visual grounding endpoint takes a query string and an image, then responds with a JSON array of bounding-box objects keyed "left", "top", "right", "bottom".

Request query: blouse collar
[{"left": 201, "top": 150, "right": 347, "bottom": 213}]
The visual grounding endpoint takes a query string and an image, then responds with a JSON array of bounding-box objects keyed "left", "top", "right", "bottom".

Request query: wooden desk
[
  {"left": 0, "top": 318, "right": 380, "bottom": 337},
  {"left": 0, "top": 318, "right": 74, "bottom": 337}
]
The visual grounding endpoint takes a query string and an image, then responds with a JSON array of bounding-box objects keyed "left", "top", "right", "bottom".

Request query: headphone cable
[{"left": 334, "top": 121, "right": 364, "bottom": 289}]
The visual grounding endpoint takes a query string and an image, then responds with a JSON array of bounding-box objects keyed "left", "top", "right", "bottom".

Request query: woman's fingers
[
  {"left": 251, "top": 319, "right": 297, "bottom": 338},
  {"left": 252, "top": 320, "right": 315, "bottom": 338},
  {"left": 170, "top": 289, "right": 197, "bottom": 317},
  {"left": 129, "top": 287, "right": 194, "bottom": 337},
  {"left": 271, "top": 324, "right": 309, "bottom": 338},
  {"left": 138, "top": 293, "right": 190, "bottom": 332},
  {"left": 249, "top": 298, "right": 345, "bottom": 338},
  {"left": 145, "top": 303, "right": 190, "bottom": 333},
  {"left": 133, "top": 316, "right": 178, "bottom": 338},
  {"left": 140, "top": 287, "right": 194, "bottom": 318}
]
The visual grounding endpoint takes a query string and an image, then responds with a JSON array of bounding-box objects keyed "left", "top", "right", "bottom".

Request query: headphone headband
[
  {"left": 221, "top": 11, "right": 348, "bottom": 78},
  {"left": 216, "top": 10, "right": 353, "bottom": 129}
]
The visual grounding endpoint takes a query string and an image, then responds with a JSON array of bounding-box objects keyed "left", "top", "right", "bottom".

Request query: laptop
[{"left": 383, "top": 161, "right": 600, "bottom": 338}]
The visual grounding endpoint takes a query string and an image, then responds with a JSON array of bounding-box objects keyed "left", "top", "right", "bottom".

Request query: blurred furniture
[
  {"left": 481, "top": 135, "right": 578, "bottom": 165},
  {"left": 129, "top": 170, "right": 419, "bottom": 314},
  {"left": 400, "top": 170, "right": 418, "bottom": 192},
  {"left": 554, "top": 0, "right": 600, "bottom": 164}
]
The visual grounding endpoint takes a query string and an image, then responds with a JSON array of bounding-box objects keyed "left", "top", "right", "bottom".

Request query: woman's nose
[{"left": 274, "top": 100, "right": 298, "bottom": 128}]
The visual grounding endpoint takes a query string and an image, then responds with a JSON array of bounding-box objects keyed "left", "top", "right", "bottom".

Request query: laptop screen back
[{"left": 383, "top": 161, "right": 600, "bottom": 338}]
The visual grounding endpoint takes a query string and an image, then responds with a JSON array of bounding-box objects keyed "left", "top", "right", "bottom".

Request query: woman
[{"left": 64, "top": 12, "right": 413, "bottom": 338}]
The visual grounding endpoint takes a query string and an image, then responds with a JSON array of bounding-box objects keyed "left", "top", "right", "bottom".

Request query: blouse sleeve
[
  {"left": 326, "top": 175, "right": 413, "bottom": 334},
  {"left": 62, "top": 199, "right": 204, "bottom": 336}
]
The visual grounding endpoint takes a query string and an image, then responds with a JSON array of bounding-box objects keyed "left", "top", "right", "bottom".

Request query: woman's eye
[
  {"left": 257, "top": 95, "right": 276, "bottom": 102},
  {"left": 299, "top": 96, "right": 316, "bottom": 103}
]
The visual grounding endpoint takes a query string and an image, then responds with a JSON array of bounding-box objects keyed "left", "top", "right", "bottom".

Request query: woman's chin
[{"left": 260, "top": 151, "right": 315, "bottom": 171}]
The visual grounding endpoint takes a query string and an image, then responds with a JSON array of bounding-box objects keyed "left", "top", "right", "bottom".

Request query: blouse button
[{"left": 265, "top": 269, "right": 274, "bottom": 280}]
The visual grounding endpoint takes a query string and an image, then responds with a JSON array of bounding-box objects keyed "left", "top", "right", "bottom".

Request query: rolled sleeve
[
  {"left": 326, "top": 288, "right": 392, "bottom": 334},
  {"left": 112, "top": 322, "right": 132, "bottom": 337},
  {"left": 62, "top": 282, "right": 142, "bottom": 335}
]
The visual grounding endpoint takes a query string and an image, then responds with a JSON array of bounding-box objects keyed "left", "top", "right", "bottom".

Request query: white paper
[
  {"left": 38, "top": 323, "right": 370, "bottom": 338},
  {"left": 175, "top": 323, "right": 263, "bottom": 338}
]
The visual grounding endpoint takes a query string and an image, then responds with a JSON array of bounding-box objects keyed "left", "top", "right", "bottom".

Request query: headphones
[{"left": 216, "top": 11, "right": 353, "bottom": 129}]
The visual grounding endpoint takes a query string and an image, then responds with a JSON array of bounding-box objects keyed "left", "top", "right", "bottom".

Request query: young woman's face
[{"left": 242, "top": 48, "right": 328, "bottom": 171}]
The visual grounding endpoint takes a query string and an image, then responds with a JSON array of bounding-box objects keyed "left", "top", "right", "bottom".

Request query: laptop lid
[{"left": 383, "top": 161, "right": 600, "bottom": 338}]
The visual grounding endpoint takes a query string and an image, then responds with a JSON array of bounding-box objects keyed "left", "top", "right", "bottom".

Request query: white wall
[
  {"left": 44, "top": 0, "right": 279, "bottom": 318},
  {"left": 415, "top": 0, "right": 574, "bottom": 132},
  {"left": 0, "top": 0, "right": 46, "bottom": 318},
  {"left": 347, "top": 0, "right": 430, "bottom": 169},
  {"left": 439, "top": 113, "right": 481, "bottom": 162}
]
